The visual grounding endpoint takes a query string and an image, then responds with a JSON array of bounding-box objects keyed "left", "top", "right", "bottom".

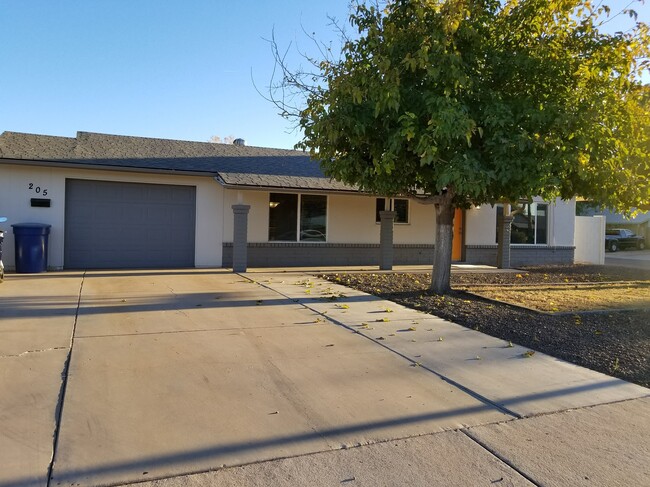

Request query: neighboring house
[{"left": 0, "top": 131, "right": 576, "bottom": 270}]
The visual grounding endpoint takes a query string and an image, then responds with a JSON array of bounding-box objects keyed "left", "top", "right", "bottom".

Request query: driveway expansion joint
[
  {"left": 46, "top": 271, "right": 86, "bottom": 487},
  {"left": 460, "top": 428, "right": 543, "bottom": 487}
]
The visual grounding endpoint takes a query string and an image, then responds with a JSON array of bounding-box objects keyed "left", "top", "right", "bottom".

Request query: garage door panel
[{"left": 65, "top": 180, "right": 196, "bottom": 269}]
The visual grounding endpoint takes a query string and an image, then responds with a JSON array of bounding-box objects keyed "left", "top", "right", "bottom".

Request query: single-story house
[{"left": 0, "top": 131, "right": 576, "bottom": 270}]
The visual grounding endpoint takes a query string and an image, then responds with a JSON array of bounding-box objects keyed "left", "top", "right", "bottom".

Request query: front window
[
  {"left": 496, "top": 202, "right": 548, "bottom": 244},
  {"left": 269, "top": 193, "right": 327, "bottom": 242},
  {"left": 376, "top": 198, "right": 409, "bottom": 223}
]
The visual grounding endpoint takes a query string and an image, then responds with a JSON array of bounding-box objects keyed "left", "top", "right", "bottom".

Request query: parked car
[{"left": 605, "top": 228, "right": 646, "bottom": 252}]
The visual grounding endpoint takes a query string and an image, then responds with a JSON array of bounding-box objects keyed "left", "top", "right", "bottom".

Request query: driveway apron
[{"left": 47, "top": 270, "right": 509, "bottom": 486}]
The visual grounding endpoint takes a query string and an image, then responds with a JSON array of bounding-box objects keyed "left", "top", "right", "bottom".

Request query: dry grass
[{"left": 459, "top": 281, "right": 650, "bottom": 313}]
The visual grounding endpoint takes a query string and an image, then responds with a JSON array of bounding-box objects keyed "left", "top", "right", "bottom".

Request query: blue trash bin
[{"left": 12, "top": 223, "right": 52, "bottom": 273}]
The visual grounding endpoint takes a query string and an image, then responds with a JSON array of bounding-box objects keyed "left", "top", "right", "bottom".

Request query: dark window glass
[
  {"left": 511, "top": 204, "right": 535, "bottom": 244},
  {"left": 535, "top": 204, "right": 548, "bottom": 244},
  {"left": 376, "top": 198, "right": 387, "bottom": 223},
  {"left": 269, "top": 193, "right": 298, "bottom": 241},
  {"left": 495, "top": 205, "right": 504, "bottom": 244},
  {"left": 496, "top": 203, "right": 548, "bottom": 244},
  {"left": 300, "top": 195, "right": 327, "bottom": 241},
  {"left": 394, "top": 199, "right": 409, "bottom": 223},
  {"left": 376, "top": 198, "right": 409, "bottom": 223}
]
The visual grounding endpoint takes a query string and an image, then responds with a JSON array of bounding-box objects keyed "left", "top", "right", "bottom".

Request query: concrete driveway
[
  {"left": 1, "top": 269, "right": 648, "bottom": 487},
  {"left": 605, "top": 249, "right": 650, "bottom": 270}
]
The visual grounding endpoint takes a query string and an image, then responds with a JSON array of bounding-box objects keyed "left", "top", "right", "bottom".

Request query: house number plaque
[{"left": 28, "top": 183, "right": 48, "bottom": 196}]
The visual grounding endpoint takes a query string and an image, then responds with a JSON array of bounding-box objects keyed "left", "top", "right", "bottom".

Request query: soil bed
[
  {"left": 458, "top": 281, "right": 650, "bottom": 313},
  {"left": 322, "top": 265, "right": 650, "bottom": 388}
]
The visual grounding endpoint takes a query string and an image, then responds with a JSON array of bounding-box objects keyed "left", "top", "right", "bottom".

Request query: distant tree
[{"left": 269, "top": 0, "right": 650, "bottom": 293}]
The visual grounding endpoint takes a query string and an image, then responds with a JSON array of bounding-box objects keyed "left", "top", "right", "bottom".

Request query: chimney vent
[{"left": 233, "top": 138, "right": 245, "bottom": 146}]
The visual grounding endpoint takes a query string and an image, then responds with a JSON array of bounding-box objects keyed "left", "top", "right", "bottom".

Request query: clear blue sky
[{"left": 1, "top": 1, "right": 648, "bottom": 150}]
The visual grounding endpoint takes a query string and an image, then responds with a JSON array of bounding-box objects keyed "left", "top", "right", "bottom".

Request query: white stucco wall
[
  {"left": 465, "top": 205, "right": 498, "bottom": 245},
  {"left": 223, "top": 190, "right": 437, "bottom": 245},
  {"left": 551, "top": 197, "right": 576, "bottom": 246},
  {"left": 222, "top": 188, "right": 270, "bottom": 243},
  {"left": 0, "top": 163, "right": 224, "bottom": 269},
  {"left": 575, "top": 215, "right": 605, "bottom": 264},
  {"left": 327, "top": 194, "right": 379, "bottom": 243}
]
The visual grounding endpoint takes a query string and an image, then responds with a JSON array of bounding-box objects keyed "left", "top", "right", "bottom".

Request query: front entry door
[{"left": 452, "top": 208, "right": 464, "bottom": 261}]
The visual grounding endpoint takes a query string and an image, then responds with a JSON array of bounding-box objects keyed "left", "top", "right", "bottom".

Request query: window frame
[
  {"left": 268, "top": 192, "right": 328, "bottom": 243},
  {"left": 495, "top": 202, "right": 549, "bottom": 245},
  {"left": 375, "top": 198, "right": 410, "bottom": 225}
]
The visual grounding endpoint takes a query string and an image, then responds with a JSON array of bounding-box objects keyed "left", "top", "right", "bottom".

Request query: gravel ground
[{"left": 322, "top": 265, "right": 650, "bottom": 388}]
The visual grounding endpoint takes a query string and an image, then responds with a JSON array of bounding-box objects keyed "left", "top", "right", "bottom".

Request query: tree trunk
[
  {"left": 497, "top": 205, "right": 515, "bottom": 269},
  {"left": 431, "top": 199, "right": 454, "bottom": 294},
  {"left": 496, "top": 215, "right": 514, "bottom": 269}
]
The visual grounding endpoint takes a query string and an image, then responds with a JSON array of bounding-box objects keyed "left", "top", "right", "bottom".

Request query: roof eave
[
  {"left": 215, "top": 178, "right": 362, "bottom": 195},
  {"left": 0, "top": 157, "right": 218, "bottom": 177}
]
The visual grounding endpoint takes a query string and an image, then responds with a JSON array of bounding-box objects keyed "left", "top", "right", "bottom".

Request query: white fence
[{"left": 574, "top": 215, "right": 605, "bottom": 265}]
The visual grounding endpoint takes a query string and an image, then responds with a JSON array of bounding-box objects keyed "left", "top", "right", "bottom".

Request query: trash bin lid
[{"left": 12, "top": 223, "right": 52, "bottom": 235}]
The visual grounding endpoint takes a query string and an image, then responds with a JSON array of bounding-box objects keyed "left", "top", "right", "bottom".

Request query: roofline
[
  {"left": 0, "top": 157, "right": 218, "bottom": 177},
  {"left": 0, "top": 157, "right": 360, "bottom": 193},
  {"left": 215, "top": 178, "right": 362, "bottom": 195},
  {"left": 72, "top": 130, "right": 305, "bottom": 153}
]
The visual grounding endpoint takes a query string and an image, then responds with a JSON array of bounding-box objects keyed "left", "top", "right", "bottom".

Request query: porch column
[
  {"left": 379, "top": 210, "right": 396, "bottom": 270},
  {"left": 497, "top": 214, "right": 514, "bottom": 269},
  {"left": 232, "top": 204, "right": 251, "bottom": 273}
]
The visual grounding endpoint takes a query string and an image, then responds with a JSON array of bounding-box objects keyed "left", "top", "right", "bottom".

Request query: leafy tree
[{"left": 270, "top": 0, "right": 650, "bottom": 293}]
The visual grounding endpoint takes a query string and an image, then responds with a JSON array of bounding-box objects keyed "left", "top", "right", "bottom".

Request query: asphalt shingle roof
[{"left": 0, "top": 131, "right": 355, "bottom": 192}]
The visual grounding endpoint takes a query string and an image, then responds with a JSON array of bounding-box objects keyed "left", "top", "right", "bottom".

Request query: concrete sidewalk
[{"left": 0, "top": 269, "right": 648, "bottom": 487}]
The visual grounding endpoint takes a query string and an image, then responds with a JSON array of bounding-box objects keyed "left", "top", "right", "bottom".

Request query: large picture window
[
  {"left": 269, "top": 193, "right": 327, "bottom": 242},
  {"left": 496, "top": 203, "right": 548, "bottom": 245},
  {"left": 376, "top": 198, "right": 409, "bottom": 224}
]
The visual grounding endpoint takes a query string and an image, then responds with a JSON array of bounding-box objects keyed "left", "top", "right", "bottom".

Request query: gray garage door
[{"left": 65, "top": 179, "right": 196, "bottom": 269}]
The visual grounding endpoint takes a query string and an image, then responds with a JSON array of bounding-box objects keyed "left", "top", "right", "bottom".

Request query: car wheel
[
  {"left": 639, "top": 241, "right": 646, "bottom": 250},
  {"left": 609, "top": 241, "right": 619, "bottom": 252}
]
